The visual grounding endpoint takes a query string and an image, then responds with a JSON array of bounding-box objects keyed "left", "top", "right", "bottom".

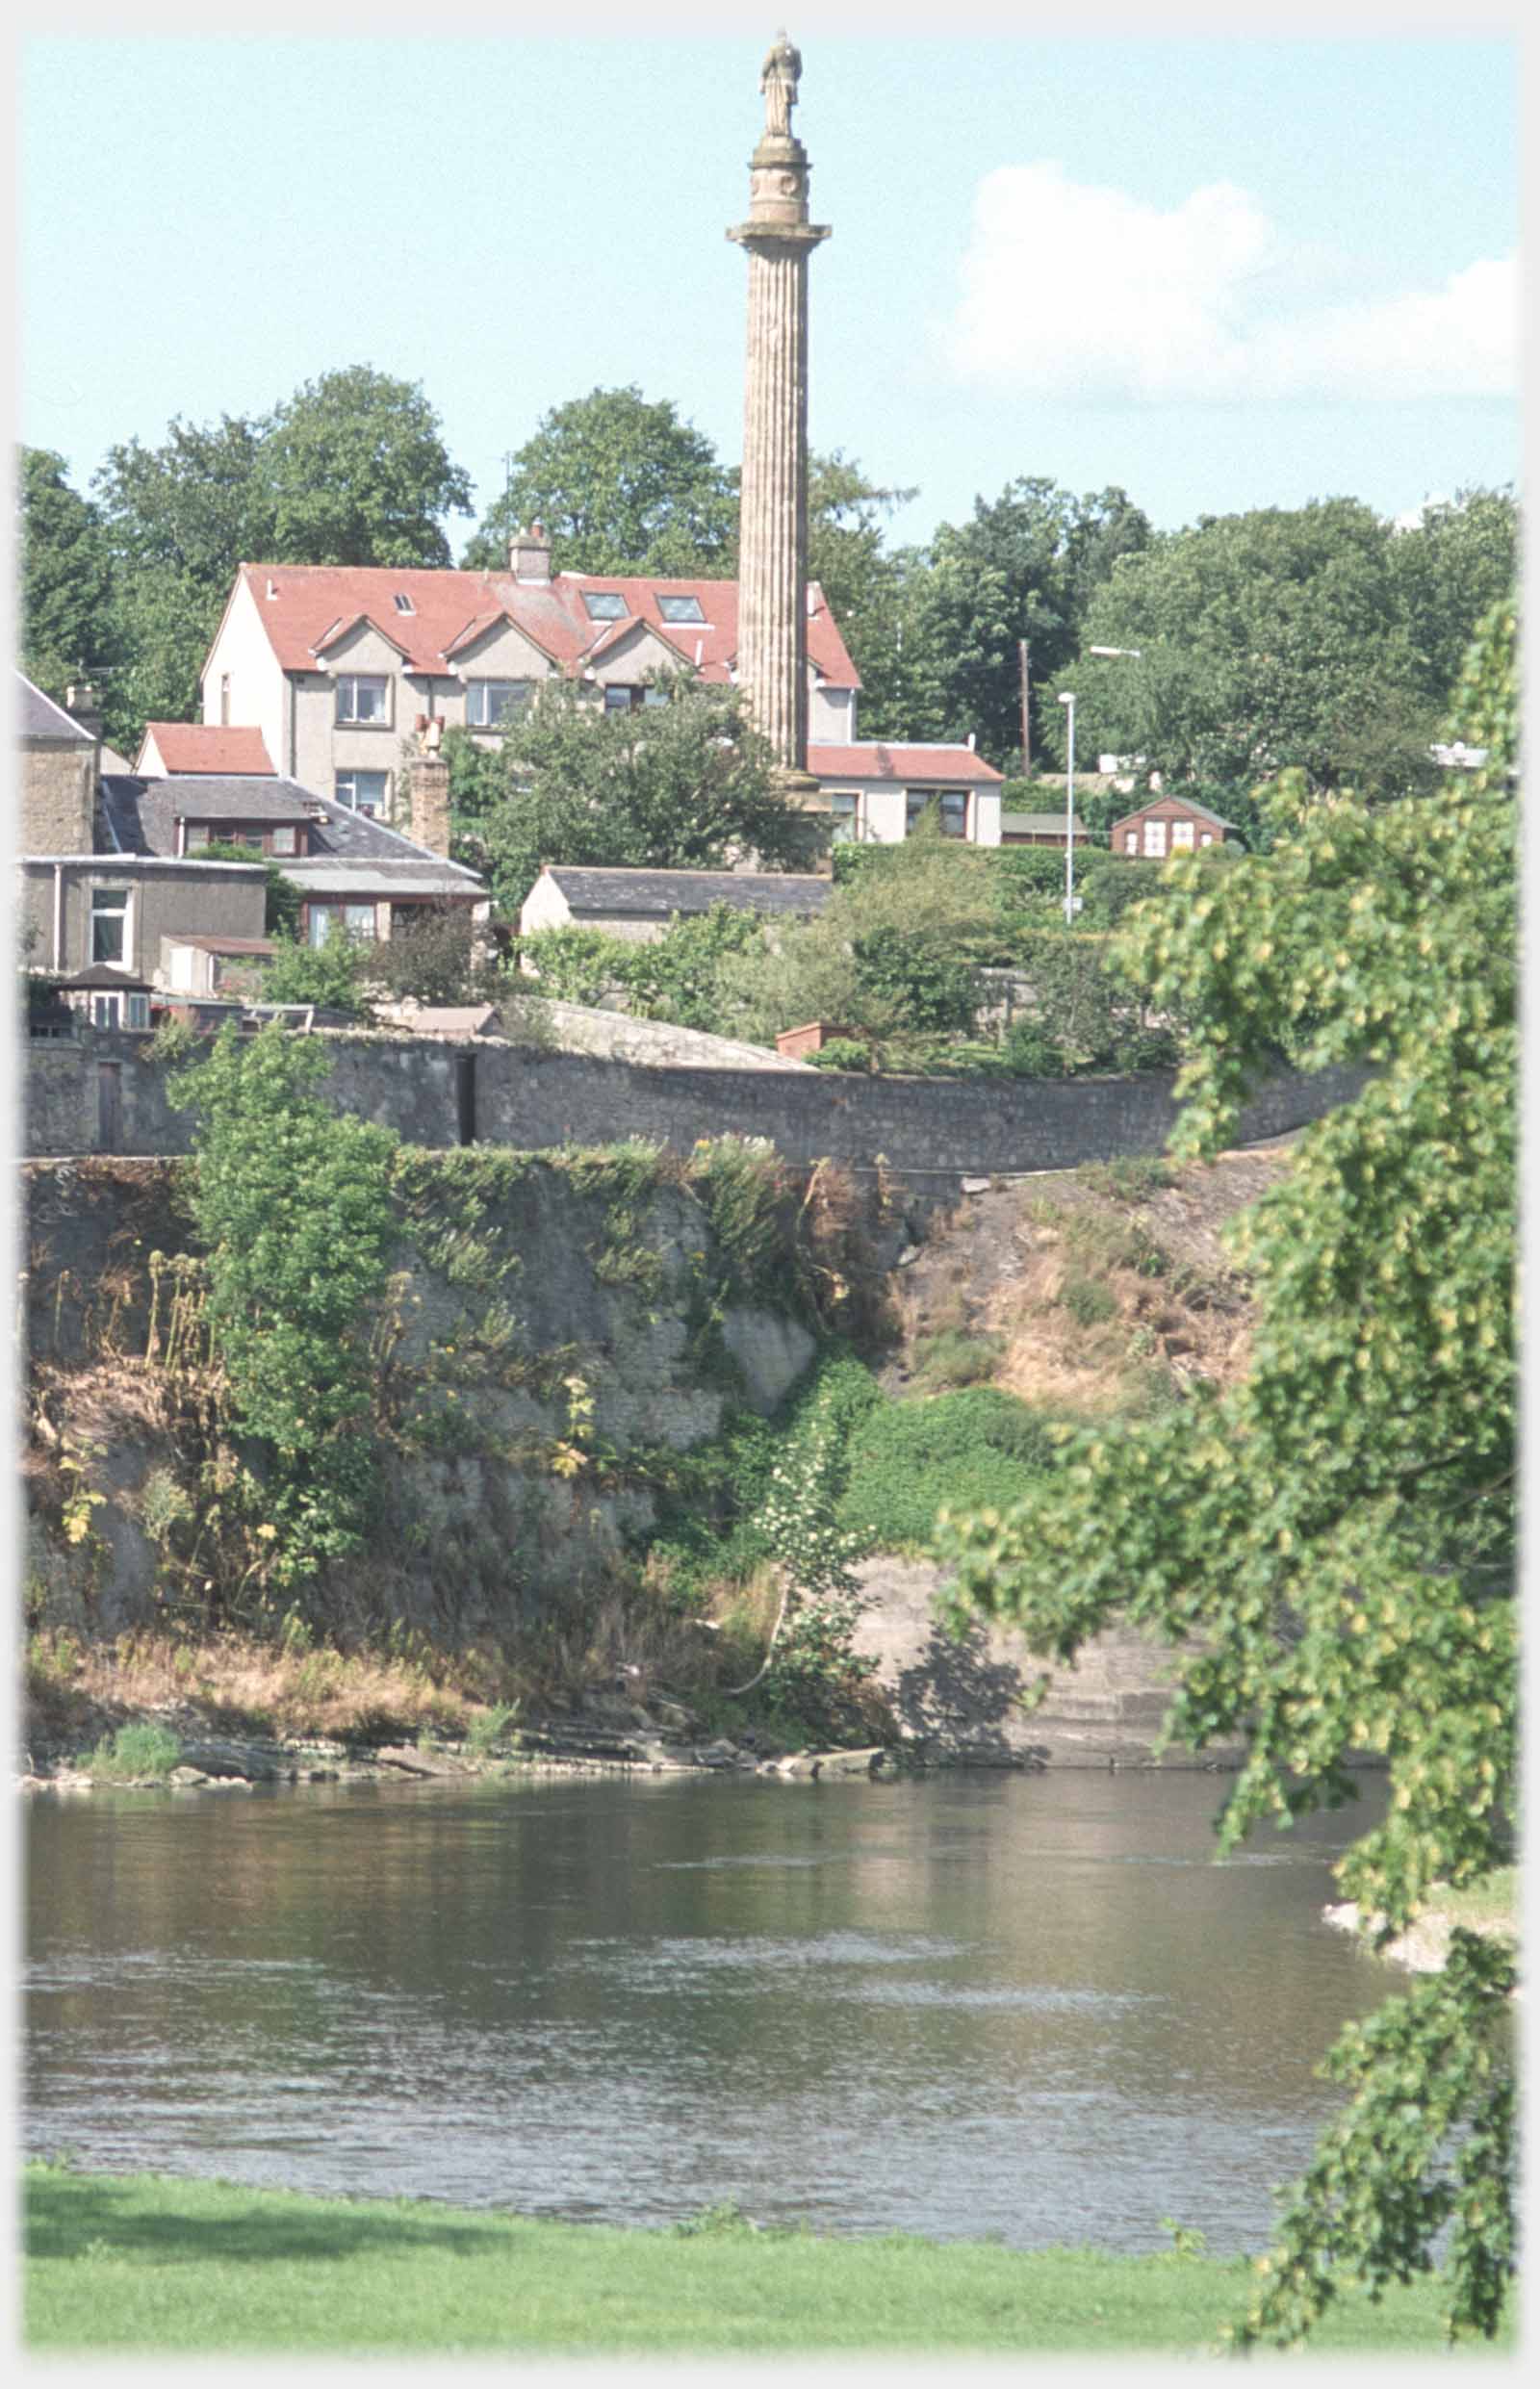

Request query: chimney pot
[{"left": 509, "top": 522, "right": 552, "bottom": 583}]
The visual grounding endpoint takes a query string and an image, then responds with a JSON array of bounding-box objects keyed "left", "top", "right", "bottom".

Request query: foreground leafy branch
[{"left": 937, "top": 601, "right": 1518, "bottom": 2344}]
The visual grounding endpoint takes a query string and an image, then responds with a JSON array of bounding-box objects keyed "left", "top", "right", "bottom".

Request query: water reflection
[{"left": 25, "top": 1770, "right": 1391, "bottom": 2253}]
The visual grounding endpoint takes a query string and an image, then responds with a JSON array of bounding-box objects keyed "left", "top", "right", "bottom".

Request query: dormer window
[
  {"left": 393, "top": 593, "right": 415, "bottom": 614},
  {"left": 656, "top": 594, "right": 706, "bottom": 625},
  {"left": 582, "top": 591, "right": 627, "bottom": 622}
]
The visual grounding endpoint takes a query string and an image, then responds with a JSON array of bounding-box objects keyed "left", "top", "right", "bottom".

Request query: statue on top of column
[{"left": 759, "top": 30, "right": 801, "bottom": 139}]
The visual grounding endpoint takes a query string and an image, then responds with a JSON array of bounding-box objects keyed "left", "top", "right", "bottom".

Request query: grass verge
[{"left": 23, "top": 2164, "right": 1514, "bottom": 2356}]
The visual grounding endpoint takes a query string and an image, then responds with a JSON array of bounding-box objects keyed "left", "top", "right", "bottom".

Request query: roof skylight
[
  {"left": 581, "top": 591, "right": 628, "bottom": 621},
  {"left": 656, "top": 594, "right": 706, "bottom": 625}
]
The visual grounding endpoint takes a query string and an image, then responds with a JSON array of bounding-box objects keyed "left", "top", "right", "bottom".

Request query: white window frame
[
  {"left": 335, "top": 674, "right": 391, "bottom": 727},
  {"left": 335, "top": 770, "right": 389, "bottom": 818},
  {"left": 1171, "top": 819, "right": 1195, "bottom": 850},
  {"left": 1142, "top": 818, "right": 1168, "bottom": 858},
  {"left": 1199, "top": 831, "right": 1215, "bottom": 848},
  {"left": 1123, "top": 830, "right": 1139, "bottom": 853},
  {"left": 829, "top": 791, "right": 860, "bottom": 844},
  {"left": 466, "top": 679, "right": 530, "bottom": 729},
  {"left": 90, "top": 886, "right": 130, "bottom": 966},
  {"left": 125, "top": 991, "right": 151, "bottom": 1030},
  {"left": 938, "top": 790, "right": 969, "bottom": 840},
  {"left": 270, "top": 825, "right": 300, "bottom": 856}
]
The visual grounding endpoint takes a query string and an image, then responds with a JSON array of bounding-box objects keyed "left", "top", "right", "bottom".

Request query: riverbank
[{"left": 22, "top": 2162, "right": 1513, "bottom": 2356}]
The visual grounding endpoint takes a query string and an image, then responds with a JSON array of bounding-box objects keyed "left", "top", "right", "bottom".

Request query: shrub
[
  {"left": 1076, "top": 1155, "right": 1173, "bottom": 1201},
  {"left": 911, "top": 1329, "right": 1004, "bottom": 1389},
  {"left": 1062, "top": 1277, "right": 1117, "bottom": 1327},
  {"left": 86, "top": 1722, "right": 182, "bottom": 1781},
  {"left": 838, "top": 1387, "right": 1058, "bottom": 1553}
]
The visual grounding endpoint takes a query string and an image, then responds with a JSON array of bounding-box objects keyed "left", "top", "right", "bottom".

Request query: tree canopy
[
  {"left": 895, "top": 478, "right": 1153, "bottom": 765},
  {"left": 1046, "top": 491, "right": 1517, "bottom": 798},
  {"left": 446, "top": 673, "right": 809, "bottom": 915},
  {"left": 938, "top": 598, "right": 1519, "bottom": 2346},
  {"left": 17, "top": 447, "right": 117, "bottom": 700},
  {"left": 461, "top": 386, "right": 737, "bottom": 578},
  {"left": 261, "top": 366, "right": 472, "bottom": 569}
]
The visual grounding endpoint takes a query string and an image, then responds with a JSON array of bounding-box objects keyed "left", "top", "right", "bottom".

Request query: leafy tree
[
  {"left": 1387, "top": 486, "right": 1519, "bottom": 706},
  {"left": 368, "top": 902, "right": 494, "bottom": 1009},
  {"left": 257, "top": 931, "right": 370, "bottom": 1017},
  {"left": 167, "top": 1024, "right": 399, "bottom": 1591},
  {"left": 98, "top": 567, "right": 218, "bottom": 754},
  {"left": 1052, "top": 499, "right": 1471, "bottom": 794},
  {"left": 804, "top": 450, "right": 918, "bottom": 736},
  {"left": 899, "top": 478, "right": 1152, "bottom": 764},
  {"left": 716, "top": 825, "right": 997, "bottom": 1052},
  {"left": 17, "top": 447, "right": 116, "bottom": 698},
  {"left": 261, "top": 366, "right": 473, "bottom": 568},
  {"left": 461, "top": 386, "right": 737, "bottom": 576},
  {"left": 937, "top": 600, "right": 1519, "bottom": 2346},
  {"left": 94, "top": 412, "right": 275, "bottom": 589},
  {"left": 453, "top": 674, "right": 808, "bottom": 916}
]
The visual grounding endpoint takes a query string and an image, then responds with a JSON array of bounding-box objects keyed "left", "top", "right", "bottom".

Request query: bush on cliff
[{"left": 168, "top": 1023, "right": 399, "bottom": 1598}]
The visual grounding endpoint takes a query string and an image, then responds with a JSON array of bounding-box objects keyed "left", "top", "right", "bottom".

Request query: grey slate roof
[
  {"left": 541, "top": 865, "right": 831, "bottom": 921},
  {"left": 1001, "top": 813, "right": 1088, "bottom": 837},
  {"left": 16, "top": 672, "right": 93, "bottom": 744},
  {"left": 99, "top": 771, "right": 485, "bottom": 896}
]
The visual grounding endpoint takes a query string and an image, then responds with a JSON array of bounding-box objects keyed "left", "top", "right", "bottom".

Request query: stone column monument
[{"left": 727, "top": 31, "right": 830, "bottom": 811}]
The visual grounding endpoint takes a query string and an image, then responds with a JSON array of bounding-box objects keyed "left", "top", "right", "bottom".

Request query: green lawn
[{"left": 22, "top": 2163, "right": 1516, "bottom": 2356}]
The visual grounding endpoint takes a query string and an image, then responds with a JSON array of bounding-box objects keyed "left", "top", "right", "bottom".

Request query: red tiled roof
[
  {"left": 140, "top": 723, "right": 274, "bottom": 775},
  {"left": 808, "top": 742, "right": 1004, "bottom": 784},
  {"left": 234, "top": 564, "right": 860, "bottom": 690}
]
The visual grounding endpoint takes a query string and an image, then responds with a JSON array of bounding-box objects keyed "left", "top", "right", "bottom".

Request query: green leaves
[
  {"left": 168, "top": 1026, "right": 399, "bottom": 1589},
  {"left": 939, "top": 600, "right": 1519, "bottom": 2342},
  {"left": 453, "top": 676, "right": 804, "bottom": 917},
  {"left": 462, "top": 387, "right": 737, "bottom": 578}
]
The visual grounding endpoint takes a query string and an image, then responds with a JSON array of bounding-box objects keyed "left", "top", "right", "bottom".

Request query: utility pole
[{"left": 1018, "top": 639, "right": 1031, "bottom": 775}]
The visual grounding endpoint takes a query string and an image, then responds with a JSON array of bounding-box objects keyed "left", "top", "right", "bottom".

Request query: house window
[
  {"left": 1142, "top": 819, "right": 1168, "bottom": 858},
  {"left": 582, "top": 591, "right": 628, "bottom": 621},
  {"left": 939, "top": 791, "right": 968, "bottom": 839},
  {"left": 603, "top": 684, "right": 666, "bottom": 713},
  {"left": 219, "top": 674, "right": 231, "bottom": 727},
  {"left": 308, "top": 902, "right": 378, "bottom": 949},
  {"left": 393, "top": 593, "right": 415, "bottom": 614},
  {"left": 187, "top": 825, "right": 210, "bottom": 851},
  {"left": 830, "top": 792, "right": 859, "bottom": 843},
  {"left": 335, "top": 771, "right": 389, "bottom": 818},
  {"left": 90, "top": 887, "right": 129, "bottom": 965},
  {"left": 126, "top": 992, "right": 150, "bottom": 1030},
  {"left": 1171, "top": 820, "right": 1195, "bottom": 850},
  {"left": 1199, "top": 832, "right": 1215, "bottom": 848},
  {"left": 90, "top": 994, "right": 118, "bottom": 1029},
  {"left": 270, "top": 825, "right": 300, "bottom": 856},
  {"left": 335, "top": 674, "right": 389, "bottom": 726},
  {"left": 466, "top": 679, "right": 530, "bottom": 728},
  {"left": 656, "top": 593, "right": 706, "bottom": 625},
  {"left": 1124, "top": 830, "right": 1139, "bottom": 853},
  {"left": 905, "top": 789, "right": 945, "bottom": 833}
]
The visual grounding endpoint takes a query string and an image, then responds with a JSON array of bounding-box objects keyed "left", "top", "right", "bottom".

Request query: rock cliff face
[{"left": 21, "top": 1152, "right": 839, "bottom": 1652}]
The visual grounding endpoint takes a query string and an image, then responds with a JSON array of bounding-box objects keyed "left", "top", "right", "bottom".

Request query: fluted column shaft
[{"left": 737, "top": 240, "right": 812, "bottom": 768}]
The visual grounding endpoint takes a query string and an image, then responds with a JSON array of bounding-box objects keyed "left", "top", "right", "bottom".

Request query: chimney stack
[
  {"left": 407, "top": 750, "right": 452, "bottom": 859},
  {"left": 509, "top": 521, "right": 552, "bottom": 583},
  {"left": 65, "top": 680, "right": 103, "bottom": 746}
]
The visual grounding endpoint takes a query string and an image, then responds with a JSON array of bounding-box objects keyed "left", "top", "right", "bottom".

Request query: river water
[{"left": 24, "top": 1767, "right": 1394, "bottom": 2255}]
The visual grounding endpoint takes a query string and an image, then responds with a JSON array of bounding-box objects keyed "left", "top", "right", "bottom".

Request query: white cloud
[{"left": 940, "top": 163, "right": 1516, "bottom": 403}]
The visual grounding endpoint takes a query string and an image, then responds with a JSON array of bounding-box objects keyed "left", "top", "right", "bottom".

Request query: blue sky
[{"left": 16, "top": 12, "right": 1521, "bottom": 552}]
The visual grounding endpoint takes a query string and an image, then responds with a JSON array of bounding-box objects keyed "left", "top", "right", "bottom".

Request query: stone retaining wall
[{"left": 24, "top": 1025, "right": 1365, "bottom": 1180}]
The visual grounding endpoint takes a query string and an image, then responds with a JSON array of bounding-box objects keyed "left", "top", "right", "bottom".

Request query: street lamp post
[{"left": 1058, "top": 691, "right": 1076, "bottom": 925}]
